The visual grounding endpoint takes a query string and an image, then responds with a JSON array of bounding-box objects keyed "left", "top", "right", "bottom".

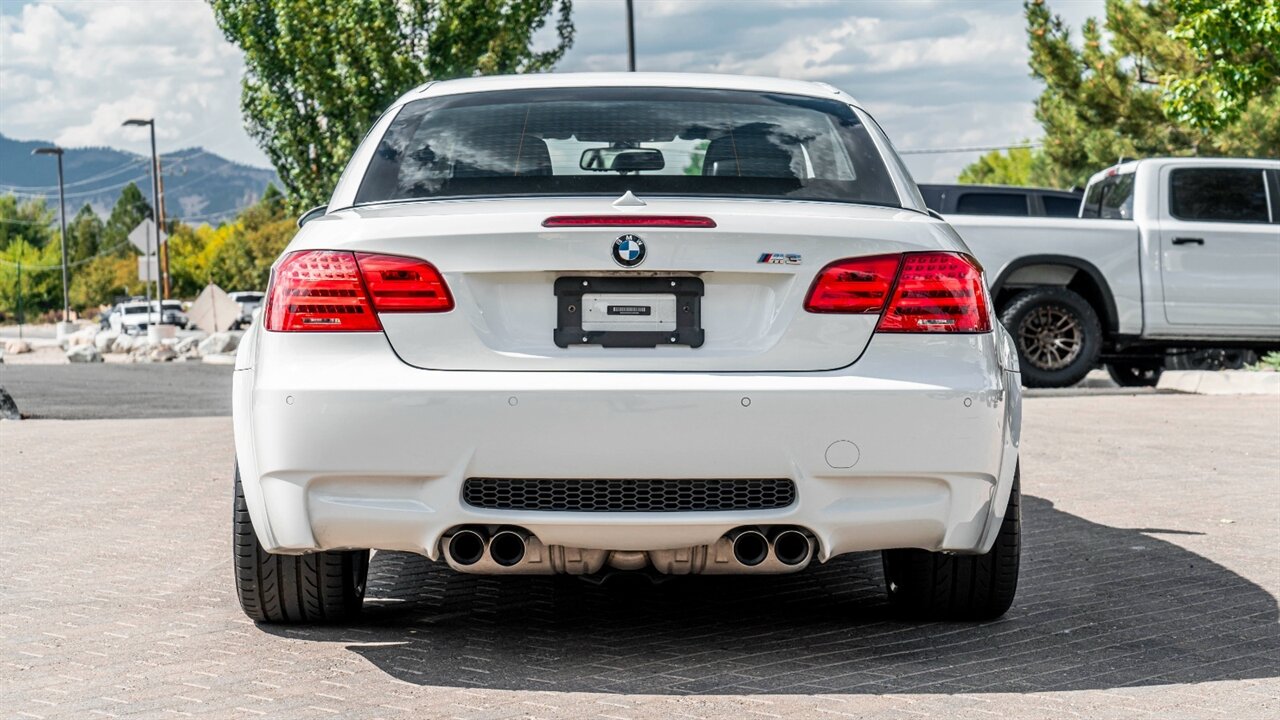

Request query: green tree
[
  {"left": 962, "top": 0, "right": 1280, "bottom": 188},
  {"left": 210, "top": 0, "right": 575, "bottom": 209},
  {"left": 0, "top": 196, "right": 55, "bottom": 251},
  {"left": 1163, "top": 0, "right": 1280, "bottom": 129},
  {"left": 104, "top": 183, "right": 153, "bottom": 257},
  {"left": 67, "top": 204, "right": 104, "bottom": 264}
]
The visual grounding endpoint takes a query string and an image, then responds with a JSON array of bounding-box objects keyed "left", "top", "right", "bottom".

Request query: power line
[
  {"left": 0, "top": 238, "right": 134, "bottom": 271},
  {"left": 0, "top": 157, "right": 149, "bottom": 192},
  {"left": 899, "top": 142, "right": 1042, "bottom": 156}
]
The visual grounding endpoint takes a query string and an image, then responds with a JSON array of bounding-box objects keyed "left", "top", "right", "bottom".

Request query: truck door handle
[{"left": 1172, "top": 237, "right": 1204, "bottom": 246}]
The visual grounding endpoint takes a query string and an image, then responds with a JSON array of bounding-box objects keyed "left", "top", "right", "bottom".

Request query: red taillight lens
[
  {"left": 876, "top": 252, "right": 990, "bottom": 333},
  {"left": 355, "top": 253, "right": 453, "bottom": 312},
  {"left": 542, "top": 215, "right": 717, "bottom": 228},
  {"left": 265, "top": 251, "right": 380, "bottom": 332},
  {"left": 804, "top": 255, "right": 902, "bottom": 313},
  {"left": 803, "top": 251, "right": 990, "bottom": 333},
  {"left": 265, "top": 250, "right": 452, "bottom": 332}
]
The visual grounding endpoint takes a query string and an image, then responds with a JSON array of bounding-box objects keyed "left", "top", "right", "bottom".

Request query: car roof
[
  {"left": 919, "top": 183, "right": 1081, "bottom": 196},
  {"left": 396, "top": 72, "right": 859, "bottom": 109},
  {"left": 1086, "top": 157, "right": 1280, "bottom": 186}
]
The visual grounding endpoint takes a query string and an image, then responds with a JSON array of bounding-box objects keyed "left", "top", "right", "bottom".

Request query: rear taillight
[
  {"left": 265, "top": 250, "right": 452, "bottom": 332},
  {"left": 355, "top": 253, "right": 453, "bottom": 312},
  {"left": 876, "top": 252, "right": 989, "bottom": 333},
  {"left": 804, "top": 255, "right": 901, "bottom": 313},
  {"left": 803, "top": 251, "right": 990, "bottom": 333}
]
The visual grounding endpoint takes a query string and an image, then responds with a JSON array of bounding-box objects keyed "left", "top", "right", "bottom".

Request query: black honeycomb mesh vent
[{"left": 462, "top": 478, "right": 796, "bottom": 512}]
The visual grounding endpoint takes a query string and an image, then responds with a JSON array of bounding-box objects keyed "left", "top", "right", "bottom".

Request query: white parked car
[
  {"left": 946, "top": 157, "right": 1280, "bottom": 387},
  {"left": 228, "top": 291, "right": 264, "bottom": 329},
  {"left": 109, "top": 299, "right": 188, "bottom": 333},
  {"left": 232, "top": 73, "right": 1023, "bottom": 624}
]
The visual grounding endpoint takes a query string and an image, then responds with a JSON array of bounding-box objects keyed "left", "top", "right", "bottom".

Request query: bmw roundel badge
[{"left": 612, "top": 234, "right": 646, "bottom": 268}]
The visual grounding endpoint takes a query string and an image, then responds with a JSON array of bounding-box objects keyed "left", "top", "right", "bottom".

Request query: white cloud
[
  {"left": 1, "top": 0, "right": 1107, "bottom": 181},
  {"left": 0, "top": 0, "right": 263, "bottom": 166}
]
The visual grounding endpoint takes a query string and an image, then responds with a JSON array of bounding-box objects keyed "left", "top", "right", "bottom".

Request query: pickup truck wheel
[
  {"left": 233, "top": 466, "right": 368, "bottom": 623},
  {"left": 1106, "top": 360, "right": 1163, "bottom": 387},
  {"left": 1166, "top": 348, "right": 1257, "bottom": 371},
  {"left": 1001, "top": 288, "right": 1102, "bottom": 388},
  {"left": 882, "top": 470, "right": 1020, "bottom": 621}
]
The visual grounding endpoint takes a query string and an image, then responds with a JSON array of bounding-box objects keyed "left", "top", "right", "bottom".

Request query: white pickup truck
[{"left": 947, "top": 157, "right": 1280, "bottom": 387}]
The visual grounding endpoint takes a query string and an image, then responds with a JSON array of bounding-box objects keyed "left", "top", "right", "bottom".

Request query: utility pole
[
  {"left": 15, "top": 259, "right": 22, "bottom": 341},
  {"left": 123, "top": 118, "right": 165, "bottom": 325},
  {"left": 625, "top": 0, "right": 636, "bottom": 71},
  {"left": 32, "top": 146, "right": 71, "bottom": 336},
  {"left": 157, "top": 155, "right": 170, "bottom": 299}
]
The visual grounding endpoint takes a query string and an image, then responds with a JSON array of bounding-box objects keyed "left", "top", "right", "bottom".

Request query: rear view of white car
[{"left": 232, "top": 73, "right": 1022, "bottom": 624}]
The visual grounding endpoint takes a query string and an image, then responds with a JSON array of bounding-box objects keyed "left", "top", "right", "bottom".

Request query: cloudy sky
[{"left": 0, "top": 0, "right": 1106, "bottom": 182}]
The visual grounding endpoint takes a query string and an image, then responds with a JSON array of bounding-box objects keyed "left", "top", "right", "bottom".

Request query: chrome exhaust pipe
[
  {"left": 731, "top": 529, "right": 769, "bottom": 567},
  {"left": 447, "top": 529, "right": 486, "bottom": 566},
  {"left": 772, "top": 529, "right": 812, "bottom": 566},
  {"left": 489, "top": 529, "right": 527, "bottom": 567}
]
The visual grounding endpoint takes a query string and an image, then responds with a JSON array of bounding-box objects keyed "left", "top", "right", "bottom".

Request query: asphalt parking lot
[{"left": 2, "top": 394, "right": 1277, "bottom": 719}]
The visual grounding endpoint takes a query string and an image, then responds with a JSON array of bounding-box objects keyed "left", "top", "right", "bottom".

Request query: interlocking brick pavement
[{"left": 2, "top": 394, "right": 1277, "bottom": 718}]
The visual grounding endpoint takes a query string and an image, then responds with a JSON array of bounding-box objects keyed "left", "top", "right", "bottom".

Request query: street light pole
[
  {"left": 625, "top": 0, "right": 636, "bottom": 71},
  {"left": 32, "top": 146, "right": 70, "bottom": 330},
  {"left": 123, "top": 118, "right": 164, "bottom": 327}
]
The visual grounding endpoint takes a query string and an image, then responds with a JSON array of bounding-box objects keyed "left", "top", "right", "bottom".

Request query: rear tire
[
  {"left": 882, "top": 469, "right": 1020, "bottom": 621},
  {"left": 1000, "top": 287, "right": 1102, "bottom": 388},
  {"left": 233, "top": 465, "right": 368, "bottom": 623},
  {"left": 1166, "top": 348, "right": 1258, "bottom": 371},
  {"left": 1106, "top": 360, "right": 1163, "bottom": 387}
]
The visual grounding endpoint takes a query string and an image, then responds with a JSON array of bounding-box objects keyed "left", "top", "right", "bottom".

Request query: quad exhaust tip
[
  {"left": 731, "top": 530, "right": 770, "bottom": 567},
  {"left": 447, "top": 529, "right": 486, "bottom": 566},
  {"left": 772, "top": 529, "right": 812, "bottom": 566},
  {"left": 489, "top": 530, "right": 527, "bottom": 567}
]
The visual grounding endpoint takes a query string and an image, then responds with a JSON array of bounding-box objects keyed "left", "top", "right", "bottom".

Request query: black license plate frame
[{"left": 554, "top": 276, "right": 705, "bottom": 348}]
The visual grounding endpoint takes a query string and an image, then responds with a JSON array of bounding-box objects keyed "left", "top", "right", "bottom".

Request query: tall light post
[
  {"left": 32, "top": 146, "right": 71, "bottom": 334},
  {"left": 625, "top": 0, "right": 636, "bottom": 71},
  {"left": 122, "top": 118, "right": 165, "bottom": 327}
]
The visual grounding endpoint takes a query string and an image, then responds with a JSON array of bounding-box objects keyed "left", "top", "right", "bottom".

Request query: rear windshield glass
[{"left": 355, "top": 87, "right": 900, "bottom": 207}]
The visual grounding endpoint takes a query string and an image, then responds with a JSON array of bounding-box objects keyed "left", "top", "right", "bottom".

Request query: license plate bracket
[{"left": 554, "top": 276, "right": 705, "bottom": 348}]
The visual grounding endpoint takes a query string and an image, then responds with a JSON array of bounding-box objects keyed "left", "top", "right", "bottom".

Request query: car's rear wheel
[
  {"left": 233, "top": 465, "right": 368, "bottom": 623},
  {"left": 1001, "top": 287, "right": 1102, "bottom": 388},
  {"left": 881, "top": 469, "right": 1020, "bottom": 621}
]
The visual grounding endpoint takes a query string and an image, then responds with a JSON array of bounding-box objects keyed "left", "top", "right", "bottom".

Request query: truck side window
[
  {"left": 954, "top": 192, "right": 1028, "bottom": 216},
  {"left": 1082, "top": 174, "right": 1135, "bottom": 219},
  {"left": 1042, "top": 195, "right": 1081, "bottom": 218},
  {"left": 1170, "top": 168, "right": 1269, "bottom": 223}
]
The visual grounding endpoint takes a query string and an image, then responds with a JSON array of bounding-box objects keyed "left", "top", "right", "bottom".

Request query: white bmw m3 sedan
[{"left": 232, "top": 73, "right": 1022, "bottom": 624}]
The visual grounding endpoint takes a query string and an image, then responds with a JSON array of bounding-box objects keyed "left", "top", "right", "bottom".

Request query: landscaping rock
[
  {"left": 66, "top": 344, "right": 104, "bottom": 363},
  {"left": 66, "top": 328, "right": 98, "bottom": 347},
  {"left": 175, "top": 333, "right": 206, "bottom": 356},
  {"left": 4, "top": 339, "right": 31, "bottom": 355},
  {"left": 198, "top": 332, "right": 240, "bottom": 356},
  {"left": 111, "top": 334, "right": 136, "bottom": 354},
  {"left": 150, "top": 345, "right": 178, "bottom": 362},
  {"left": 95, "top": 331, "right": 121, "bottom": 353}
]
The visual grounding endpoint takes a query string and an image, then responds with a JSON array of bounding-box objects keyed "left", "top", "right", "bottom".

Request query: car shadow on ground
[{"left": 259, "top": 495, "right": 1279, "bottom": 694}]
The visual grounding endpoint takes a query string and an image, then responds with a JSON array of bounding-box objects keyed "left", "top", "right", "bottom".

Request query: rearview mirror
[
  {"left": 580, "top": 147, "right": 665, "bottom": 173},
  {"left": 297, "top": 205, "right": 328, "bottom": 228}
]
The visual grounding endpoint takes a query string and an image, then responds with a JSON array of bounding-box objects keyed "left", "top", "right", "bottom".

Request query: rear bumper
[{"left": 233, "top": 330, "right": 1020, "bottom": 563}]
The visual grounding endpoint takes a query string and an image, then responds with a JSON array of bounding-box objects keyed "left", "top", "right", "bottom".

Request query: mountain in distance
[{"left": 0, "top": 133, "right": 279, "bottom": 225}]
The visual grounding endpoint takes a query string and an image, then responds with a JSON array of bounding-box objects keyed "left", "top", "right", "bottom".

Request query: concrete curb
[{"left": 1157, "top": 370, "right": 1280, "bottom": 395}]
